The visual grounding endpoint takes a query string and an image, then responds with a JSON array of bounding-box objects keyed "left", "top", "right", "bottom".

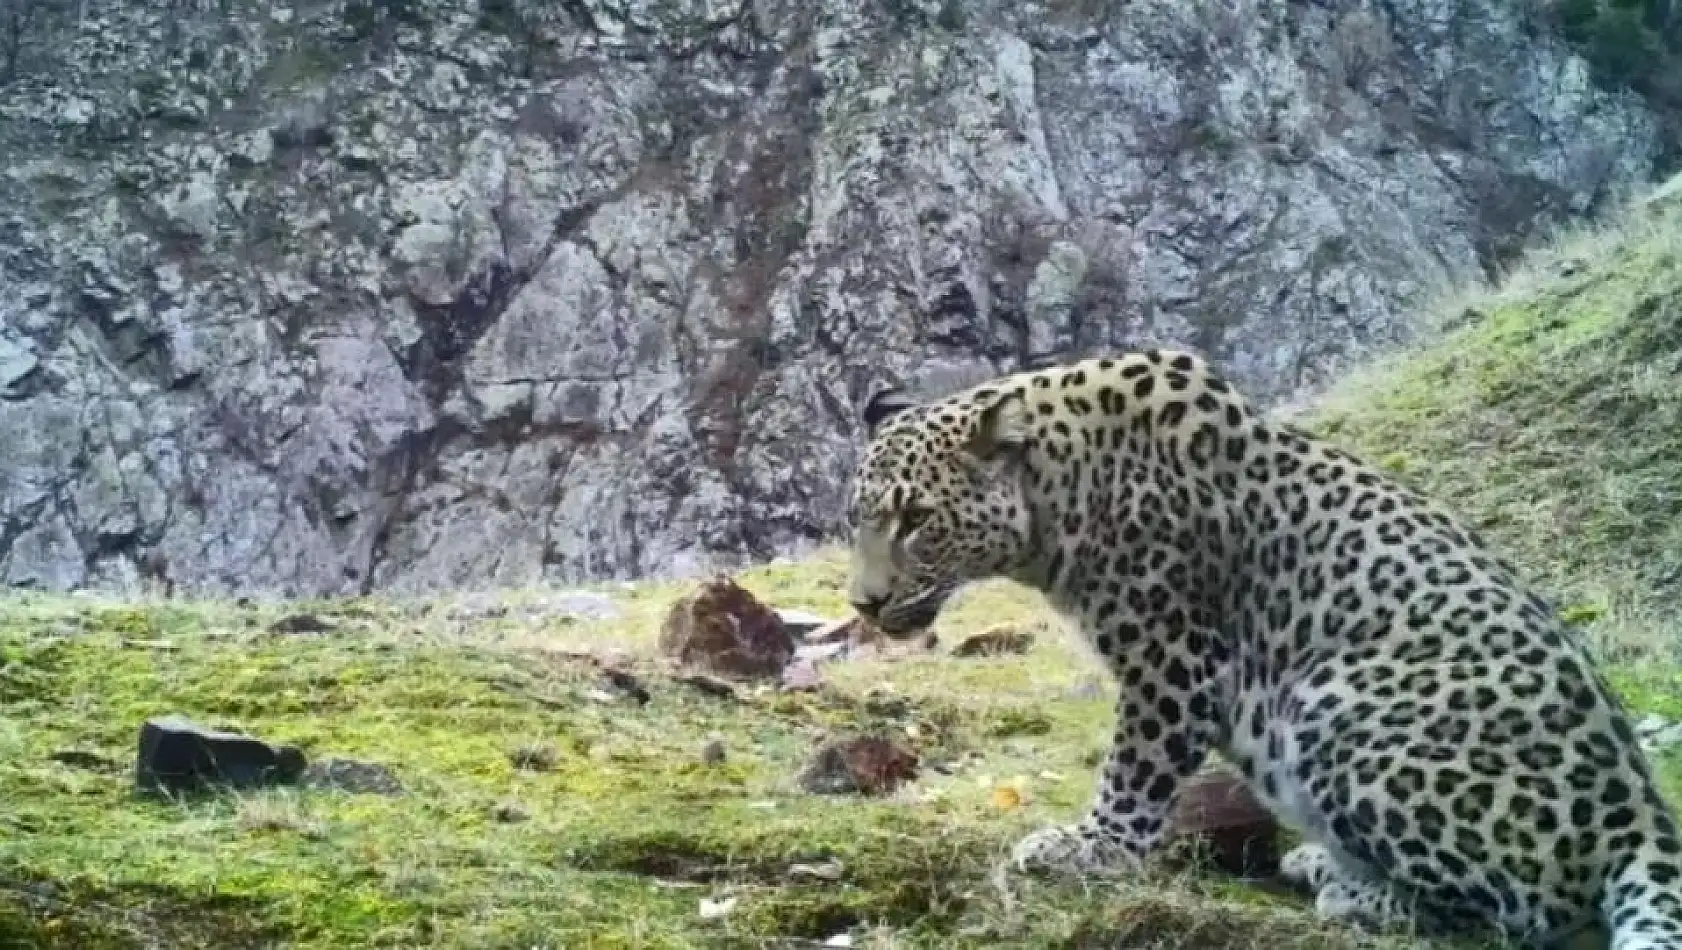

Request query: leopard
[{"left": 843, "top": 348, "right": 1682, "bottom": 949}]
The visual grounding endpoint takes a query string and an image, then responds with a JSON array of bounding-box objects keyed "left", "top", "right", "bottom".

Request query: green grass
[
  {"left": 0, "top": 565, "right": 1467, "bottom": 950},
  {"left": 7, "top": 181, "right": 1682, "bottom": 950},
  {"left": 1304, "top": 175, "right": 1682, "bottom": 664}
]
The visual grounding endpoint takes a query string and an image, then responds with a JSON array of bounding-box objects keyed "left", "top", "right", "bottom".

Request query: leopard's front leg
[{"left": 1009, "top": 648, "right": 1225, "bottom": 879}]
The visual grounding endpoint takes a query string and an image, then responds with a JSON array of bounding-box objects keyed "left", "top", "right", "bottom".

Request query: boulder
[{"left": 134, "top": 715, "right": 306, "bottom": 796}]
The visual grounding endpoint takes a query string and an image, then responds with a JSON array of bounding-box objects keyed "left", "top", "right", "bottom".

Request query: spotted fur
[{"left": 845, "top": 350, "right": 1682, "bottom": 949}]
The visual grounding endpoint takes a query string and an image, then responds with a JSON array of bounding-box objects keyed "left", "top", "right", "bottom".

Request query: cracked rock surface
[{"left": 0, "top": 0, "right": 1674, "bottom": 596}]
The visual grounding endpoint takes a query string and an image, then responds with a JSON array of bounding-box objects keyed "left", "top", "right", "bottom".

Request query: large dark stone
[{"left": 134, "top": 715, "right": 307, "bottom": 796}]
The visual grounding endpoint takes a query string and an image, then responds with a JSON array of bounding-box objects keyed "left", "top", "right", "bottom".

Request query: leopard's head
[{"left": 845, "top": 384, "right": 1035, "bottom": 635}]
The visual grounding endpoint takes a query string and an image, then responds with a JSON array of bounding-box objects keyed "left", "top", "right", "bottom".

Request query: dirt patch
[{"left": 567, "top": 831, "right": 803, "bottom": 885}]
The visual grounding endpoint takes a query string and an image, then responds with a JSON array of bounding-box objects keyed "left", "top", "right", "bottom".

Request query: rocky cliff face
[{"left": 0, "top": 0, "right": 1674, "bottom": 596}]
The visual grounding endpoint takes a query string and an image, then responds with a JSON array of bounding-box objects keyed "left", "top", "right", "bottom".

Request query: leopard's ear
[
  {"left": 965, "top": 390, "right": 1029, "bottom": 462},
  {"left": 862, "top": 386, "right": 917, "bottom": 437}
]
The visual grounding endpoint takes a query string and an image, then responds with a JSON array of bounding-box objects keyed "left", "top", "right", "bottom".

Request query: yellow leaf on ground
[{"left": 990, "top": 785, "right": 1024, "bottom": 809}]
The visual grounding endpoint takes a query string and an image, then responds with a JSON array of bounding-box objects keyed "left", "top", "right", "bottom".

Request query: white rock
[{"left": 698, "top": 896, "right": 737, "bottom": 920}]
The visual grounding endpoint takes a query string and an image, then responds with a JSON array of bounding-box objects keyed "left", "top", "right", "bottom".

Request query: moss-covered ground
[
  {"left": 6, "top": 183, "right": 1682, "bottom": 950},
  {"left": 0, "top": 566, "right": 1440, "bottom": 950}
]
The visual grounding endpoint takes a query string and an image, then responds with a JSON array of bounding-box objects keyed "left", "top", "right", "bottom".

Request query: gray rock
[
  {"left": 0, "top": 0, "right": 1674, "bottom": 597},
  {"left": 775, "top": 608, "right": 835, "bottom": 638}
]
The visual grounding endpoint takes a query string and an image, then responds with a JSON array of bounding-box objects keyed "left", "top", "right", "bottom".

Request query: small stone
[
  {"left": 491, "top": 800, "right": 531, "bottom": 823},
  {"left": 510, "top": 742, "right": 559, "bottom": 772},
  {"left": 798, "top": 735, "right": 919, "bottom": 797},
  {"left": 658, "top": 576, "right": 795, "bottom": 678},
  {"left": 302, "top": 758, "right": 404, "bottom": 796},
  {"left": 135, "top": 715, "right": 306, "bottom": 796},
  {"left": 774, "top": 608, "right": 834, "bottom": 639},
  {"left": 951, "top": 624, "right": 1036, "bottom": 658},
  {"left": 700, "top": 737, "right": 726, "bottom": 765}
]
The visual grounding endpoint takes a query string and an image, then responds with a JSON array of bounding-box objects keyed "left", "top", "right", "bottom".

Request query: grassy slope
[
  {"left": 3, "top": 183, "right": 1681, "bottom": 949},
  {"left": 1305, "top": 182, "right": 1682, "bottom": 666}
]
